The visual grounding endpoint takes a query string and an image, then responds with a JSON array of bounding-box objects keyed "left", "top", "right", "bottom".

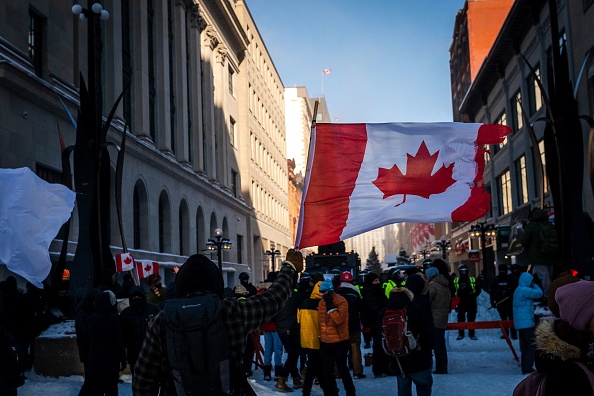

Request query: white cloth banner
[{"left": 0, "top": 168, "right": 76, "bottom": 287}]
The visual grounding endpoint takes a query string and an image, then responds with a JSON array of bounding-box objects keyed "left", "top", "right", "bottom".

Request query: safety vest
[
  {"left": 383, "top": 279, "right": 405, "bottom": 299},
  {"left": 453, "top": 276, "right": 476, "bottom": 294}
]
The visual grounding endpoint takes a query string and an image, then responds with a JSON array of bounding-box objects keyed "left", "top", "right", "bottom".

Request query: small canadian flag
[
  {"left": 322, "top": 68, "right": 332, "bottom": 75},
  {"left": 114, "top": 253, "right": 135, "bottom": 272},
  {"left": 136, "top": 261, "right": 159, "bottom": 279}
]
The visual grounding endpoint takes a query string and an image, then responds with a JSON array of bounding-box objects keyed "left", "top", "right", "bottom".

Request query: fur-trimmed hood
[
  {"left": 535, "top": 318, "right": 583, "bottom": 361},
  {"left": 386, "top": 286, "right": 415, "bottom": 310}
]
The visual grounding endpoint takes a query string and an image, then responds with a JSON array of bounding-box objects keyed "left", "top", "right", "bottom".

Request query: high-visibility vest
[{"left": 453, "top": 276, "right": 476, "bottom": 294}]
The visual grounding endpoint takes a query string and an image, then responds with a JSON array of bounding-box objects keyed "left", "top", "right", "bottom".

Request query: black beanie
[{"left": 175, "top": 254, "right": 224, "bottom": 298}]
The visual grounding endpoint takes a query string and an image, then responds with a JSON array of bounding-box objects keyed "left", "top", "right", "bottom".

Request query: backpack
[
  {"left": 0, "top": 327, "right": 25, "bottom": 391},
  {"left": 381, "top": 308, "right": 419, "bottom": 358},
  {"left": 512, "top": 362, "right": 594, "bottom": 396},
  {"left": 163, "top": 294, "right": 230, "bottom": 396},
  {"left": 538, "top": 222, "right": 559, "bottom": 255}
]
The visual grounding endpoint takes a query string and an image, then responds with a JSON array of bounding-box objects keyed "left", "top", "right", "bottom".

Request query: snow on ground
[{"left": 21, "top": 291, "right": 542, "bottom": 395}]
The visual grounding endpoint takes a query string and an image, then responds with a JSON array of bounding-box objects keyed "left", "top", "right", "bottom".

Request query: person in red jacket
[{"left": 318, "top": 279, "right": 356, "bottom": 396}]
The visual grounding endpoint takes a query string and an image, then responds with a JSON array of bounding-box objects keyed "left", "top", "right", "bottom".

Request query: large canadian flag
[
  {"left": 295, "top": 122, "right": 510, "bottom": 249},
  {"left": 114, "top": 252, "right": 135, "bottom": 272},
  {"left": 136, "top": 261, "right": 159, "bottom": 279}
]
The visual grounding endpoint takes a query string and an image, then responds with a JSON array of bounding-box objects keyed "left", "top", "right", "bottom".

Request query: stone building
[{"left": 0, "top": 0, "right": 291, "bottom": 288}]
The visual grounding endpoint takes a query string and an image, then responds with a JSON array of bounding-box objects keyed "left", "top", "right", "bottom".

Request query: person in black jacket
[
  {"left": 119, "top": 286, "right": 159, "bottom": 375},
  {"left": 273, "top": 276, "right": 308, "bottom": 391},
  {"left": 387, "top": 285, "right": 434, "bottom": 396},
  {"left": 490, "top": 264, "right": 517, "bottom": 339},
  {"left": 361, "top": 272, "right": 390, "bottom": 378},
  {"left": 81, "top": 291, "right": 127, "bottom": 395},
  {"left": 337, "top": 271, "right": 366, "bottom": 379}
]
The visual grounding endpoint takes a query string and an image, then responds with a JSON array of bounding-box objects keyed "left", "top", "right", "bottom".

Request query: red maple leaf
[
  {"left": 372, "top": 141, "right": 455, "bottom": 206},
  {"left": 144, "top": 264, "right": 152, "bottom": 273},
  {"left": 123, "top": 256, "right": 132, "bottom": 264}
]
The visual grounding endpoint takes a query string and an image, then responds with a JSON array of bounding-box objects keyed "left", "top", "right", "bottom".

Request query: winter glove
[
  {"left": 284, "top": 249, "right": 304, "bottom": 273},
  {"left": 323, "top": 291, "right": 335, "bottom": 311}
]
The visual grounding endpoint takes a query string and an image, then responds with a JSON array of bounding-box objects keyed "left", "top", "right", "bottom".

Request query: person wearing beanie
[
  {"left": 336, "top": 271, "right": 366, "bottom": 379},
  {"left": 133, "top": 250, "right": 303, "bottom": 395},
  {"left": 386, "top": 286, "right": 434, "bottom": 395},
  {"left": 361, "top": 271, "right": 390, "bottom": 378},
  {"left": 426, "top": 267, "right": 450, "bottom": 374},
  {"left": 527, "top": 281, "right": 594, "bottom": 395},
  {"left": 512, "top": 272, "right": 543, "bottom": 375},
  {"left": 318, "top": 278, "right": 356, "bottom": 396}
]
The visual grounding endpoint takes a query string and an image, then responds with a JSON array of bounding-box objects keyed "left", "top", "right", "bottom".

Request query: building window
[
  {"left": 148, "top": 0, "right": 156, "bottom": 142},
  {"left": 228, "top": 65, "right": 234, "bottom": 95},
  {"left": 493, "top": 111, "right": 508, "bottom": 154},
  {"left": 515, "top": 155, "right": 528, "bottom": 205},
  {"left": 527, "top": 66, "right": 543, "bottom": 115},
  {"left": 133, "top": 188, "right": 141, "bottom": 249},
  {"left": 510, "top": 90, "right": 523, "bottom": 132},
  {"left": 231, "top": 170, "right": 238, "bottom": 197},
  {"left": 121, "top": 0, "right": 133, "bottom": 130},
  {"left": 498, "top": 169, "right": 512, "bottom": 215},
  {"left": 230, "top": 117, "right": 236, "bottom": 147},
  {"left": 236, "top": 234, "right": 243, "bottom": 264},
  {"left": 536, "top": 140, "right": 549, "bottom": 194},
  {"left": 28, "top": 9, "right": 44, "bottom": 77}
]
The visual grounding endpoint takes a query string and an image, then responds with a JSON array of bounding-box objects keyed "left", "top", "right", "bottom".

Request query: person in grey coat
[
  {"left": 425, "top": 267, "right": 451, "bottom": 374},
  {"left": 513, "top": 272, "right": 543, "bottom": 374}
]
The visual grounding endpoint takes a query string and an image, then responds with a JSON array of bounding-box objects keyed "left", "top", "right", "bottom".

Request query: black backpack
[
  {"left": 163, "top": 293, "right": 230, "bottom": 396},
  {"left": 538, "top": 222, "right": 559, "bottom": 255},
  {"left": 0, "top": 327, "right": 25, "bottom": 391}
]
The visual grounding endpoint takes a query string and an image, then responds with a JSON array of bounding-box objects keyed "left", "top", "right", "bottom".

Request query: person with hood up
[
  {"left": 387, "top": 286, "right": 434, "bottom": 396},
  {"left": 318, "top": 279, "right": 356, "bottom": 396},
  {"left": 297, "top": 277, "right": 327, "bottom": 396},
  {"left": 521, "top": 207, "right": 557, "bottom": 297},
  {"left": 361, "top": 272, "right": 390, "bottom": 378},
  {"left": 530, "top": 281, "right": 594, "bottom": 395},
  {"left": 512, "top": 271, "right": 543, "bottom": 374},
  {"left": 425, "top": 267, "right": 450, "bottom": 374},
  {"left": 133, "top": 250, "right": 302, "bottom": 395},
  {"left": 119, "top": 285, "right": 159, "bottom": 375},
  {"left": 238, "top": 272, "right": 258, "bottom": 297}
]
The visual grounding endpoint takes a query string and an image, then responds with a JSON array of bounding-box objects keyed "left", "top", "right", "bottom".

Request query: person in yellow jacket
[
  {"left": 318, "top": 279, "right": 356, "bottom": 396},
  {"left": 298, "top": 280, "right": 326, "bottom": 396}
]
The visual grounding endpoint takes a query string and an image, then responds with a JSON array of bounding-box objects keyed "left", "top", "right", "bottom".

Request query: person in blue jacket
[{"left": 512, "top": 271, "right": 543, "bottom": 374}]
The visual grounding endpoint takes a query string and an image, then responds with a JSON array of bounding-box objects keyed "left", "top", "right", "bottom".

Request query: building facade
[
  {"left": 450, "top": 0, "right": 594, "bottom": 279},
  {"left": 0, "top": 0, "right": 291, "bottom": 287}
]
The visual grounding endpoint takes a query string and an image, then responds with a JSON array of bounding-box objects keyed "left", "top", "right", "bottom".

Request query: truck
[{"left": 304, "top": 242, "right": 362, "bottom": 281}]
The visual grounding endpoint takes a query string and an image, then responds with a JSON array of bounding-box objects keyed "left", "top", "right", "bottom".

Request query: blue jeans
[
  {"left": 396, "top": 367, "right": 433, "bottom": 396},
  {"left": 263, "top": 331, "right": 283, "bottom": 367}
]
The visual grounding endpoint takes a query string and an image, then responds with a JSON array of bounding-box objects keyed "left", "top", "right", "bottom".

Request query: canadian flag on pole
[
  {"left": 114, "top": 252, "right": 135, "bottom": 272},
  {"left": 322, "top": 68, "right": 332, "bottom": 75},
  {"left": 295, "top": 122, "right": 511, "bottom": 248},
  {"left": 136, "top": 261, "right": 159, "bottom": 280}
]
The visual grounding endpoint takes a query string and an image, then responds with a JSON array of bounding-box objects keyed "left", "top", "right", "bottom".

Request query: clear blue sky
[{"left": 246, "top": 1, "right": 467, "bottom": 123}]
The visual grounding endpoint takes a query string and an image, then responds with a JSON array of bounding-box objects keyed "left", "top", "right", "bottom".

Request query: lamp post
[
  {"left": 207, "top": 228, "right": 232, "bottom": 271},
  {"left": 470, "top": 223, "right": 497, "bottom": 288},
  {"left": 435, "top": 235, "right": 452, "bottom": 260},
  {"left": 265, "top": 242, "right": 281, "bottom": 272},
  {"left": 419, "top": 249, "right": 430, "bottom": 259},
  {"left": 67, "top": 1, "right": 111, "bottom": 298},
  {"left": 410, "top": 252, "right": 417, "bottom": 264}
]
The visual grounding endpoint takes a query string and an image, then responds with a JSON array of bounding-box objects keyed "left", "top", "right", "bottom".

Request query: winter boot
[
  {"left": 263, "top": 365, "right": 272, "bottom": 381},
  {"left": 274, "top": 377, "right": 293, "bottom": 392},
  {"left": 291, "top": 373, "right": 303, "bottom": 389},
  {"left": 274, "top": 365, "right": 282, "bottom": 381}
]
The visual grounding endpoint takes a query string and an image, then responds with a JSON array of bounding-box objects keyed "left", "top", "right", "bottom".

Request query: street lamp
[
  {"left": 410, "top": 252, "right": 417, "bottom": 264},
  {"left": 265, "top": 242, "right": 281, "bottom": 272},
  {"left": 419, "top": 249, "right": 430, "bottom": 259},
  {"left": 435, "top": 235, "right": 452, "bottom": 260},
  {"left": 207, "top": 228, "right": 232, "bottom": 271},
  {"left": 469, "top": 223, "right": 497, "bottom": 288}
]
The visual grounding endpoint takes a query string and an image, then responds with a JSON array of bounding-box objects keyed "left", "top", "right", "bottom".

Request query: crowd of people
[{"left": 3, "top": 231, "right": 594, "bottom": 395}]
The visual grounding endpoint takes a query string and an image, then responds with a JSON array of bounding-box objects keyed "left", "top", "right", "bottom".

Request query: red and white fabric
[
  {"left": 295, "top": 122, "right": 510, "bottom": 248},
  {"left": 136, "top": 261, "right": 159, "bottom": 279},
  {"left": 114, "top": 252, "right": 135, "bottom": 272}
]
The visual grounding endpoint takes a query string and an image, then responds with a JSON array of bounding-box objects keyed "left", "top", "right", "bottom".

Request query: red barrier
[{"left": 446, "top": 320, "right": 519, "bottom": 365}]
